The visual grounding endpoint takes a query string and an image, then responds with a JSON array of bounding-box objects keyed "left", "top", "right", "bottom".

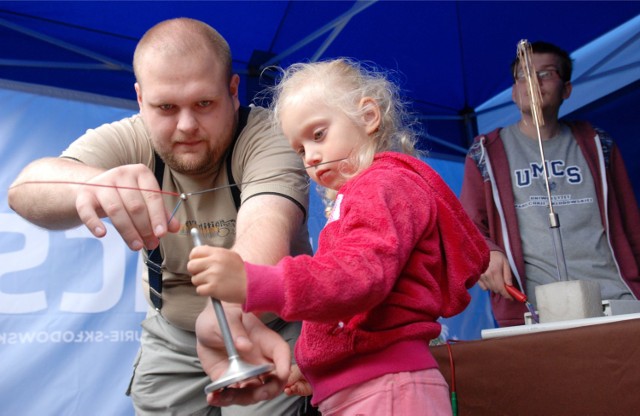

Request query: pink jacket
[
  {"left": 243, "top": 152, "right": 489, "bottom": 404},
  {"left": 460, "top": 121, "right": 640, "bottom": 327}
]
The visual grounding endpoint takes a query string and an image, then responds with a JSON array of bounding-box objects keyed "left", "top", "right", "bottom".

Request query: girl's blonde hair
[{"left": 268, "top": 58, "right": 422, "bottom": 201}]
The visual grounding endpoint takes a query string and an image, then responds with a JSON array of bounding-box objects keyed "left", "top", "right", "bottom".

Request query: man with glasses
[{"left": 460, "top": 41, "right": 640, "bottom": 327}]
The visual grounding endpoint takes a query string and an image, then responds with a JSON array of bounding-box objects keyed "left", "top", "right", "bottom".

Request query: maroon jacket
[{"left": 460, "top": 121, "right": 640, "bottom": 327}]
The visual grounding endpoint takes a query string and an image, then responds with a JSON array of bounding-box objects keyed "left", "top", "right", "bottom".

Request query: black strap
[
  {"left": 147, "top": 151, "right": 166, "bottom": 310},
  {"left": 226, "top": 106, "right": 250, "bottom": 210},
  {"left": 147, "top": 106, "right": 250, "bottom": 311}
]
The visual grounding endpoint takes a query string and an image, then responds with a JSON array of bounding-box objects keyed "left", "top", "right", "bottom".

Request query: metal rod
[
  {"left": 210, "top": 297, "right": 239, "bottom": 359},
  {"left": 190, "top": 228, "right": 239, "bottom": 358},
  {"left": 189, "top": 227, "right": 274, "bottom": 394},
  {"left": 517, "top": 40, "right": 569, "bottom": 281}
]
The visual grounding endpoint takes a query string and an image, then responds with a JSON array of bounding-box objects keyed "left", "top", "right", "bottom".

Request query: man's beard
[{"left": 159, "top": 144, "right": 223, "bottom": 176}]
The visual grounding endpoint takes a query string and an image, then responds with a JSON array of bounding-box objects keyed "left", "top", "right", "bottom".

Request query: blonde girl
[{"left": 189, "top": 58, "right": 489, "bottom": 415}]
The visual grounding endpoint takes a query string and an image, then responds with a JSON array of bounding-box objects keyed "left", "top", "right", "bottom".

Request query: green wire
[{"left": 451, "top": 392, "right": 458, "bottom": 416}]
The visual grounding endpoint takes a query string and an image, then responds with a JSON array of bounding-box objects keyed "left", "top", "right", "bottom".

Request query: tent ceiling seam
[
  {"left": 0, "top": 59, "right": 126, "bottom": 71},
  {"left": 575, "top": 30, "right": 640, "bottom": 80},
  {"left": 260, "top": 0, "right": 378, "bottom": 69},
  {"left": 311, "top": 19, "right": 349, "bottom": 62},
  {"left": 576, "top": 61, "right": 640, "bottom": 84},
  {"left": 0, "top": 17, "right": 132, "bottom": 72}
]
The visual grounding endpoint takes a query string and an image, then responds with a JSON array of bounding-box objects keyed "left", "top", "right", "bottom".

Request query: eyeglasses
[{"left": 515, "top": 69, "right": 561, "bottom": 82}]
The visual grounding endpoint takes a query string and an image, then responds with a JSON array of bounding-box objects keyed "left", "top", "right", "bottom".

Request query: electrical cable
[{"left": 446, "top": 340, "right": 458, "bottom": 416}]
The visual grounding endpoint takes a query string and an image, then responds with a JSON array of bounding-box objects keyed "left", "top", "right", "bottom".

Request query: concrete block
[
  {"left": 535, "top": 280, "right": 603, "bottom": 323},
  {"left": 602, "top": 299, "right": 640, "bottom": 316}
]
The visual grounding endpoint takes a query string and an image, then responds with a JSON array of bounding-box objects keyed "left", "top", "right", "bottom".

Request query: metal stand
[
  {"left": 515, "top": 41, "right": 604, "bottom": 324},
  {"left": 518, "top": 40, "right": 570, "bottom": 282},
  {"left": 190, "top": 228, "right": 274, "bottom": 394}
]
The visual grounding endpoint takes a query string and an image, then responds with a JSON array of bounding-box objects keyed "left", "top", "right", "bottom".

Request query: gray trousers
[{"left": 127, "top": 311, "right": 305, "bottom": 415}]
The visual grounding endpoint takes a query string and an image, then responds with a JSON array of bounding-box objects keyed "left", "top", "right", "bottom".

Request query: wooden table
[{"left": 430, "top": 317, "right": 640, "bottom": 415}]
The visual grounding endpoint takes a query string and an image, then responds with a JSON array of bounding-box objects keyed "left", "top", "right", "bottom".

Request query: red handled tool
[{"left": 505, "top": 285, "right": 540, "bottom": 323}]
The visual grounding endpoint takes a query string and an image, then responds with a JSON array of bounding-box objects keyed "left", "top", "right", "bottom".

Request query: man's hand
[
  {"left": 195, "top": 303, "right": 291, "bottom": 406},
  {"left": 478, "top": 250, "right": 514, "bottom": 299},
  {"left": 189, "top": 246, "right": 247, "bottom": 304},
  {"left": 75, "top": 164, "right": 179, "bottom": 250}
]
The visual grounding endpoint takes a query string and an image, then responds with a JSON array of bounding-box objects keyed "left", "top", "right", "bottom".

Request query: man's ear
[
  {"left": 359, "top": 97, "right": 381, "bottom": 135},
  {"left": 229, "top": 74, "right": 241, "bottom": 111},
  {"left": 134, "top": 82, "right": 143, "bottom": 109},
  {"left": 511, "top": 85, "right": 519, "bottom": 106},
  {"left": 562, "top": 81, "right": 573, "bottom": 100}
]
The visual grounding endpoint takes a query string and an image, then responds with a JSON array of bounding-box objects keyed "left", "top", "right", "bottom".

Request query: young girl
[{"left": 189, "top": 58, "right": 489, "bottom": 415}]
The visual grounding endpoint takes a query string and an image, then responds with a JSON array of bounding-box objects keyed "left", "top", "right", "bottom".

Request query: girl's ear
[{"left": 359, "top": 97, "right": 381, "bottom": 135}]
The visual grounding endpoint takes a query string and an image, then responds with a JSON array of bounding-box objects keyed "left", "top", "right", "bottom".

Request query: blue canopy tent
[
  {"left": 2, "top": 1, "right": 640, "bottom": 159},
  {"left": 1, "top": 2, "right": 639, "bottom": 414}
]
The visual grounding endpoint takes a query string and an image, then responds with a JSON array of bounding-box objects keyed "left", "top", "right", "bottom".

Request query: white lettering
[
  {"left": 135, "top": 253, "right": 148, "bottom": 313},
  {"left": 0, "top": 214, "right": 49, "bottom": 313},
  {"left": 60, "top": 224, "right": 126, "bottom": 313},
  {"left": 0, "top": 215, "right": 142, "bottom": 314},
  {"left": 0, "top": 329, "right": 141, "bottom": 344}
]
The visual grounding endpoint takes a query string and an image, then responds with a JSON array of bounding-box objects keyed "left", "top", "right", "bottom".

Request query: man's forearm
[
  {"left": 233, "top": 194, "right": 305, "bottom": 265},
  {"left": 230, "top": 194, "right": 305, "bottom": 321},
  {"left": 8, "top": 157, "right": 104, "bottom": 229}
]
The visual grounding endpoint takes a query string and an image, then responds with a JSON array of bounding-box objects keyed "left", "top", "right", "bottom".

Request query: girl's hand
[
  {"left": 284, "top": 364, "right": 313, "bottom": 397},
  {"left": 189, "top": 246, "right": 248, "bottom": 304},
  {"left": 479, "top": 250, "right": 513, "bottom": 300}
]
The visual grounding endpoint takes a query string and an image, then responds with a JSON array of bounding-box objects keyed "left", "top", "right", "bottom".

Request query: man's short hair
[{"left": 510, "top": 41, "right": 573, "bottom": 83}]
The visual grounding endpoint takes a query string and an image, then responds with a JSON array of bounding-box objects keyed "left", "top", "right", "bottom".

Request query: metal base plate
[{"left": 204, "top": 360, "right": 274, "bottom": 394}]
